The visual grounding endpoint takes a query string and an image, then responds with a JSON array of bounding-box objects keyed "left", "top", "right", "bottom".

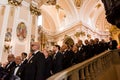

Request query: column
[{"left": 0, "top": 6, "right": 10, "bottom": 62}]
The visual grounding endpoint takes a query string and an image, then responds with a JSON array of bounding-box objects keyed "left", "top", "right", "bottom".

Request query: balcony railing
[{"left": 47, "top": 49, "right": 120, "bottom": 80}]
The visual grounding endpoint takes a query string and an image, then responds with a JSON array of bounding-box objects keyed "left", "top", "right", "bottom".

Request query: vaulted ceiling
[
  {"left": 1, "top": 0, "right": 112, "bottom": 34},
  {"left": 38, "top": 0, "right": 111, "bottom": 33}
]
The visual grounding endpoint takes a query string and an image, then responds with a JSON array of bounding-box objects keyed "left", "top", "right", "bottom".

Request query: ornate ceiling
[
  {"left": 1, "top": 0, "right": 111, "bottom": 34},
  {"left": 41, "top": 0, "right": 111, "bottom": 34}
]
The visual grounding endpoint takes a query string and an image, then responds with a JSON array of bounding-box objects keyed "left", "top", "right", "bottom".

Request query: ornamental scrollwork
[{"left": 30, "top": 4, "right": 41, "bottom": 16}]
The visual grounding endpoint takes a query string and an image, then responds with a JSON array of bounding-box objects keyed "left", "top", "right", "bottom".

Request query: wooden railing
[{"left": 47, "top": 49, "right": 120, "bottom": 80}]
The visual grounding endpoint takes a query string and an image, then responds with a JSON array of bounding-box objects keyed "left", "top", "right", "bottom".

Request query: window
[{"left": 38, "top": 15, "right": 42, "bottom": 26}]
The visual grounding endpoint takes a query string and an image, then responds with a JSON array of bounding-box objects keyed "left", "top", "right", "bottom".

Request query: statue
[{"left": 5, "top": 28, "right": 12, "bottom": 42}]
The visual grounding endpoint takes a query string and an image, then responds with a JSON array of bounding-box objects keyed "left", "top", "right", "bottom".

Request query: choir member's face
[
  {"left": 7, "top": 54, "right": 15, "bottom": 62},
  {"left": 78, "top": 40, "right": 82, "bottom": 46},
  {"left": 61, "top": 44, "right": 67, "bottom": 51},
  {"left": 53, "top": 46, "right": 57, "bottom": 52},
  {"left": 31, "top": 44, "right": 38, "bottom": 51},
  {"left": 31, "top": 42, "right": 40, "bottom": 51},
  {"left": 72, "top": 45, "right": 77, "bottom": 52},
  {"left": 15, "top": 56, "right": 22, "bottom": 65}
]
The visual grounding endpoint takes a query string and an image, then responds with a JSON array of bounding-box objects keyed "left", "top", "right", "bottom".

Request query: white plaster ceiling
[
  {"left": 0, "top": 0, "right": 111, "bottom": 33},
  {"left": 37, "top": 0, "right": 111, "bottom": 33}
]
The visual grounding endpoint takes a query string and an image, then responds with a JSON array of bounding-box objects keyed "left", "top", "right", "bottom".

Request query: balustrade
[{"left": 47, "top": 49, "right": 120, "bottom": 80}]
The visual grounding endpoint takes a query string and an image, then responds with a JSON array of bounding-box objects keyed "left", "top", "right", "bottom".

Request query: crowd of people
[{"left": 0, "top": 37, "right": 118, "bottom": 80}]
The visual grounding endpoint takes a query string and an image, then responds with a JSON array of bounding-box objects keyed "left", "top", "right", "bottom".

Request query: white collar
[
  {"left": 55, "top": 50, "right": 58, "bottom": 54},
  {"left": 34, "top": 50, "right": 39, "bottom": 54}
]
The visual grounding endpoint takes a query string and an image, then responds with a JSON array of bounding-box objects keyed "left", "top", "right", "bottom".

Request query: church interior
[
  {"left": 0, "top": 0, "right": 120, "bottom": 67},
  {"left": 0, "top": 0, "right": 120, "bottom": 80},
  {"left": 0, "top": 0, "right": 120, "bottom": 69}
]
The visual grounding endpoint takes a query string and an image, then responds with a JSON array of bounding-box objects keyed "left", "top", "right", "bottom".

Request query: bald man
[{"left": 23, "top": 42, "right": 46, "bottom": 80}]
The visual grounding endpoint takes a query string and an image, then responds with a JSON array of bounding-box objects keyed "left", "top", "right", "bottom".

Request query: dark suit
[
  {"left": 22, "top": 59, "right": 28, "bottom": 64},
  {"left": 0, "top": 67, "right": 5, "bottom": 78},
  {"left": 78, "top": 45, "right": 86, "bottom": 62},
  {"left": 83, "top": 44, "right": 92, "bottom": 59},
  {"left": 0, "top": 66, "right": 4, "bottom": 72},
  {"left": 92, "top": 43, "right": 99, "bottom": 55},
  {"left": 52, "top": 51, "right": 63, "bottom": 74},
  {"left": 72, "top": 51, "right": 81, "bottom": 64},
  {"left": 44, "top": 56, "right": 52, "bottom": 79},
  {"left": 4, "top": 61, "right": 16, "bottom": 80},
  {"left": 23, "top": 51, "right": 46, "bottom": 80},
  {"left": 108, "top": 40, "right": 118, "bottom": 50},
  {"left": 4, "top": 61, "right": 16, "bottom": 73},
  {"left": 62, "top": 50, "right": 74, "bottom": 69},
  {"left": 10, "top": 64, "right": 25, "bottom": 80}
]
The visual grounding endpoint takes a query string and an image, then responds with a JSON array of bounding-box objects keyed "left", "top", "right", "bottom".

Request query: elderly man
[
  {"left": 23, "top": 42, "right": 46, "bottom": 80},
  {"left": 10, "top": 56, "right": 25, "bottom": 80},
  {"left": 3, "top": 54, "right": 16, "bottom": 80},
  {"left": 4, "top": 54, "right": 16, "bottom": 73}
]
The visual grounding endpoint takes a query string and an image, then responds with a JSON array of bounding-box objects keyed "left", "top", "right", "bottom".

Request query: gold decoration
[
  {"left": 55, "top": 4, "right": 63, "bottom": 10},
  {"left": 45, "top": 0, "right": 63, "bottom": 11},
  {"left": 31, "top": 35, "right": 35, "bottom": 42},
  {"left": 118, "top": 33, "right": 120, "bottom": 44},
  {"left": 5, "top": 28, "right": 12, "bottom": 42},
  {"left": 74, "top": 0, "right": 81, "bottom": 7},
  {"left": 96, "top": 3, "right": 101, "bottom": 9},
  {"left": 79, "top": 31, "right": 85, "bottom": 36},
  {"left": 30, "top": 4, "right": 41, "bottom": 16},
  {"left": 109, "top": 26, "right": 120, "bottom": 36},
  {"left": 87, "top": 34, "right": 91, "bottom": 39},
  {"left": 38, "top": 26, "right": 48, "bottom": 50},
  {"left": 63, "top": 35, "right": 74, "bottom": 46},
  {"left": 4, "top": 42, "right": 12, "bottom": 53},
  {"left": 8, "top": 0, "right": 23, "bottom": 6},
  {"left": 74, "top": 32, "right": 80, "bottom": 38},
  {"left": 46, "top": 0, "right": 56, "bottom": 5},
  {"left": 74, "top": 31, "right": 86, "bottom": 38}
]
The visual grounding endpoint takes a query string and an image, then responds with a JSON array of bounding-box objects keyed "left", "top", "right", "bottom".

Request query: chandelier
[{"left": 8, "top": 0, "right": 23, "bottom": 6}]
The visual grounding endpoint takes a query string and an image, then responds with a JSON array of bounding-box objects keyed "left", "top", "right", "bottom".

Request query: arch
[{"left": 41, "top": 6, "right": 57, "bottom": 32}]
